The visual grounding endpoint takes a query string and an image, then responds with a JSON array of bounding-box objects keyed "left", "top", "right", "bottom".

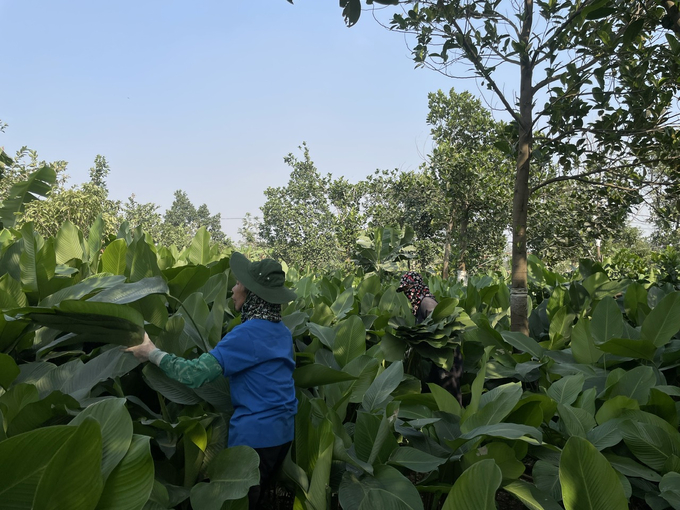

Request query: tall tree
[
  {"left": 163, "top": 190, "right": 230, "bottom": 248},
  {"left": 363, "top": 169, "right": 443, "bottom": 270},
  {"left": 122, "top": 194, "right": 163, "bottom": 241},
  {"left": 88, "top": 155, "right": 110, "bottom": 193},
  {"left": 259, "top": 143, "right": 340, "bottom": 268},
  {"left": 426, "top": 89, "right": 512, "bottom": 279},
  {"left": 528, "top": 167, "right": 639, "bottom": 266},
  {"left": 19, "top": 154, "right": 120, "bottom": 238},
  {"left": 335, "top": 0, "right": 680, "bottom": 333}
]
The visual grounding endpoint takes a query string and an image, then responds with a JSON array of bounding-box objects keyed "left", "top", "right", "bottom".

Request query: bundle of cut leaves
[{"left": 383, "top": 298, "right": 474, "bottom": 370}]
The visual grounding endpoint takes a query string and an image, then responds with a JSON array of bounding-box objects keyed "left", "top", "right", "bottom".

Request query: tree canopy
[{"left": 331, "top": 0, "right": 680, "bottom": 333}]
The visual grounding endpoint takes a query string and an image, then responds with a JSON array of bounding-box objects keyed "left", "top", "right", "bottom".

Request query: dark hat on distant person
[
  {"left": 229, "top": 252, "right": 297, "bottom": 304},
  {"left": 396, "top": 271, "right": 424, "bottom": 292}
]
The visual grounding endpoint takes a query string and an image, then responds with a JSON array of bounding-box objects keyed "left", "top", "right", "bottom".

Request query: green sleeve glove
[{"left": 156, "top": 351, "right": 223, "bottom": 389}]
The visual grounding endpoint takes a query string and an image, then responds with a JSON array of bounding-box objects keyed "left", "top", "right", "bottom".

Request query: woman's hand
[{"left": 124, "top": 332, "right": 156, "bottom": 362}]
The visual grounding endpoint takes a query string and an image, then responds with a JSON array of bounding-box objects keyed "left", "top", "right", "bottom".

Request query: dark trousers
[
  {"left": 426, "top": 346, "right": 464, "bottom": 405},
  {"left": 248, "top": 441, "right": 292, "bottom": 509}
]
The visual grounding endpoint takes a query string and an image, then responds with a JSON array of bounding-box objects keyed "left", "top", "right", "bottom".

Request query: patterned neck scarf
[
  {"left": 399, "top": 271, "right": 435, "bottom": 316},
  {"left": 240, "top": 291, "right": 282, "bottom": 323}
]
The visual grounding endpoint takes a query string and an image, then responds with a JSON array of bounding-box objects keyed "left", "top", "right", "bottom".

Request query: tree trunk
[
  {"left": 457, "top": 208, "right": 468, "bottom": 283},
  {"left": 510, "top": 0, "right": 534, "bottom": 335},
  {"left": 442, "top": 207, "right": 456, "bottom": 279}
]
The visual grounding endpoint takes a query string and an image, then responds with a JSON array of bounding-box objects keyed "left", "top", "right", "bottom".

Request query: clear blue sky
[{"left": 1, "top": 0, "right": 484, "bottom": 240}]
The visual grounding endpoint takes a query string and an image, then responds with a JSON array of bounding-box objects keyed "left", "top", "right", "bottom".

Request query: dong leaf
[
  {"left": 547, "top": 374, "right": 584, "bottom": 405},
  {"left": 0, "top": 165, "right": 56, "bottom": 229},
  {"left": 559, "top": 436, "right": 627, "bottom": 510},
  {"left": 641, "top": 291, "right": 680, "bottom": 347},
  {"left": 339, "top": 464, "right": 424, "bottom": 510},
  {"left": 189, "top": 446, "right": 259, "bottom": 510},
  {"left": 442, "top": 459, "right": 501, "bottom": 510},
  {"left": 71, "top": 398, "right": 133, "bottom": 481},
  {"left": 95, "top": 435, "right": 154, "bottom": 510},
  {"left": 461, "top": 382, "right": 522, "bottom": 433},
  {"left": 293, "top": 364, "right": 358, "bottom": 387},
  {"left": 334, "top": 315, "right": 366, "bottom": 368},
  {"left": 0, "top": 425, "right": 77, "bottom": 508},
  {"left": 387, "top": 447, "right": 447, "bottom": 473},
  {"left": 0, "top": 352, "right": 20, "bottom": 388},
  {"left": 33, "top": 419, "right": 104, "bottom": 510},
  {"left": 503, "top": 480, "right": 563, "bottom": 510},
  {"left": 102, "top": 239, "right": 127, "bottom": 275},
  {"left": 362, "top": 360, "right": 403, "bottom": 411},
  {"left": 54, "top": 220, "right": 85, "bottom": 264}
]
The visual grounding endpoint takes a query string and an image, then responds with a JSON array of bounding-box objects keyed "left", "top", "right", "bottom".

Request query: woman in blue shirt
[{"left": 127, "top": 252, "right": 298, "bottom": 508}]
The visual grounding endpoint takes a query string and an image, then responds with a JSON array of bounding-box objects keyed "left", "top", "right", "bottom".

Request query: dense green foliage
[
  {"left": 2, "top": 221, "right": 680, "bottom": 509},
  {"left": 0, "top": 147, "right": 231, "bottom": 250}
]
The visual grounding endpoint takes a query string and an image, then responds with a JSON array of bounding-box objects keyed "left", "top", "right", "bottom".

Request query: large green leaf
[
  {"left": 186, "top": 227, "right": 211, "bottom": 265},
  {"left": 39, "top": 274, "right": 126, "bottom": 308},
  {"left": 641, "top": 291, "right": 680, "bottom": 347},
  {"left": 659, "top": 472, "right": 680, "bottom": 509},
  {"left": 605, "top": 365, "right": 656, "bottom": 404},
  {"left": 603, "top": 453, "right": 662, "bottom": 482},
  {"left": 559, "top": 436, "right": 628, "bottom": 510},
  {"left": 20, "top": 223, "right": 54, "bottom": 297},
  {"left": 462, "top": 442, "right": 525, "bottom": 480},
  {"left": 590, "top": 296, "right": 623, "bottom": 345},
  {"left": 354, "top": 410, "right": 399, "bottom": 466},
  {"left": 23, "top": 300, "right": 145, "bottom": 347},
  {"left": 0, "top": 425, "right": 76, "bottom": 507},
  {"left": 387, "top": 446, "right": 447, "bottom": 473},
  {"left": 503, "top": 480, "right": 563, "bottom": 510},
  {"left": 142, "top": 364, "right": 202, "bottom": 405},
  {"left": 361, "top": 361, "right": 403, "bottom": 411},
  {"left": 54, "top": 220, "right": 85, "bottom": 264},
  {"left": 37, "top": 347, "right": 139, "bottom": 401},
  {"left": 442, "top": 459, "right": 501, "bottom": 510},
  {"left": 167, "top": 265, "right": 211, "bottom": 303},
  {"left": 293, "top": 364, "right": 358, "bottom": 387},
  {"left": 557, "top": 403, "right": 595, "bottom": 438},
  {"left": 333, "top": 315, "right": 366, "bottom": 368},
  {"left": 533, "top": 460, "right": 562, "bottom": 503},
  {"left": 88, "top": 276, "right": 169, "bottom": 305},
  {"left": 308, "top": 323, "right": 336, "bottom": 349},
  {"left": 461, "top": 382, "right": 523, "bottom": 433},
  {"left": 33, "top": 419, "right": 104, "bottom": 510},
  {"left": 570, "top": 319, "right": 603, "bottom": 364},
  {"left": 0, "top": 165, "right": 56, "bottom": 229},
  {"left": 549, "top": 306, "right": 573, "bottom": 349},
  {"left": 129, "top": 238, "right": 161, "bottom": 283},
  {"left": 306, "top": 418, "right": 335, "bottom": 510},
  {"left": 331, "top": 287, "right": 355, "bottom": 320},
  {"left": 339, "top": 464, "right": 424, "bottom": 510},
  {"left": 205, "top": 273, "right": 228, "bottom": 347},
  {"left": 619, "top": 419, "right": 680, "bottom": 471},
  {"left": 623, "top": 282, "right": 649, "bottom": 325},
  {"left": 95, "top": 435, "right": 154, "bottom": 510},
  {"left": 0, "top": 273, "right": 28, "bottom": 308},
  {"left": 598, "top": 337, "right": 656, "bottom": 361},
  {"left": 457, "top": 423, "right": 543, "bottom": 443},
  {"left": 428, "top": 382, "right": 462, "bottom": 417},
  {"left": 0, "top": 352, "right": 20, "bottom": 388},
  {"left": 6, "top": 390, "right": 80, "bottom": 437},
  {"left": 71, "top": 398, "right": 133, "bottom": 481},
  {"left": 431, "top": 297, "right": 458, "bottom": 322},
  {"left": 87, "top": 214, "right": 105, "bottom": 272},
  {"left": 547, "top": 374, "right": 584, "bottom": 405},
  {"left": 501, "top": 331, "right": 546, "bottom": 359},
  {"left": 102, "top": 239, "right": 128, "bottom": 275}
]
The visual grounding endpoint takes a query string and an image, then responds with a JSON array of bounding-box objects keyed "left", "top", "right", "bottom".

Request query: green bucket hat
[{"left": 229, "top": 252, "right": 297, "bottom": 304}]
